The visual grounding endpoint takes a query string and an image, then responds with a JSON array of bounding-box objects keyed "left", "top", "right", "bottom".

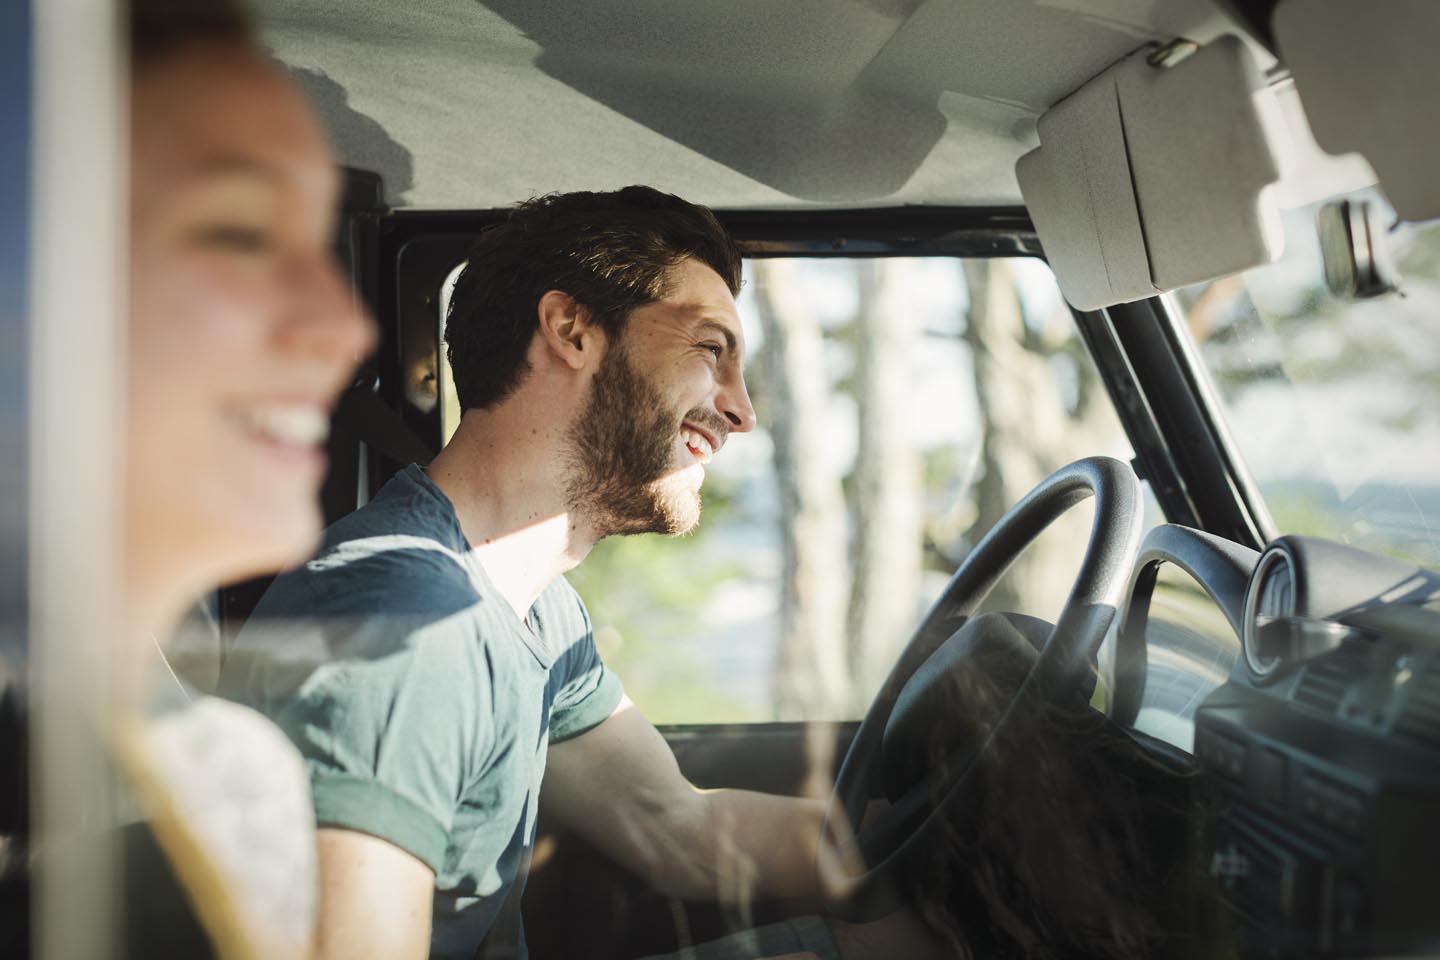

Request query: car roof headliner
[{"left": 256, "top": 0, "right": 1247, "bottom": 211}]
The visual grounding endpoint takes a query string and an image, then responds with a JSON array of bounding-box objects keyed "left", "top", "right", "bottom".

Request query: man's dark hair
[
  {"left": 445, "top": 186, "right": 743, "bottom": 412},
  {"left": 129, "top": 0, "right": 255, "bottom": 65}
]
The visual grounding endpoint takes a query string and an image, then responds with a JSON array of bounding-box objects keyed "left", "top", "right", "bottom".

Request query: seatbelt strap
[{"left": 332, "top": 382, "right": 437, "bottom": 467}]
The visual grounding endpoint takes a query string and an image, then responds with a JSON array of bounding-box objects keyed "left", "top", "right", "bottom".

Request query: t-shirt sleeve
[
  {"left": 267, "top": 601, "right": 500, "bottom": 875},
  {"left": 547, "top": 591, "right": 624, "bottom": 743}
]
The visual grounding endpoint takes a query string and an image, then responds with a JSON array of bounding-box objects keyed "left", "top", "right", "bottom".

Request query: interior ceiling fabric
[
  {"left": 254, "top": 0, "right": 1238, "bottom": 210},
  {"left": 1273, "top": 0, "right": 1440, "bottom": 223}
]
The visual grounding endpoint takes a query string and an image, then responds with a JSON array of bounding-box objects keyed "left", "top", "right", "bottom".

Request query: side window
[{"left": 440, "top": 256, "right": 1137, "bottom": 723}]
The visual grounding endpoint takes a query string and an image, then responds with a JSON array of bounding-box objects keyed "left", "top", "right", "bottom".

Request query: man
[{"left": 219, "top": 187, "right": 844, "bottom": 960}]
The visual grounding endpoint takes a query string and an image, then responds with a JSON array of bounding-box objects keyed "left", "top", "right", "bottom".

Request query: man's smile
[{"left": 680, "top": 423, "right": 718, "bottom": 464}]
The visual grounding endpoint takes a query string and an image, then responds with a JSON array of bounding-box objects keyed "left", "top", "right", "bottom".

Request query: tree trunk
[
  {"left": 847, "top": 260, "right": 922, "bottom": 708},
  {"left": 752, "top": 260, "right": 852, "bottom": 720},
  {"left": 962, "top": 259, "right": 1085, "bottom": 621}
]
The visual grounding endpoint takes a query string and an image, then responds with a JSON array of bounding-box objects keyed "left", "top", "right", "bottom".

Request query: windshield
[{"left": 1178, "top": 187, "right": 1440, "bottom": 571}]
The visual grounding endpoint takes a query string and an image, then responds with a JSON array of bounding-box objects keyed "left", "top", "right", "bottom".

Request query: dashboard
[{"left": 1113, "top": 525, "right": 1440, "bottom": 958}]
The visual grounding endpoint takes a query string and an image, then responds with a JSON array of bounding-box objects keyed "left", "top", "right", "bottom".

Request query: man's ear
[{"left": 535, "top": 290, "right": 599, "bottom": 371}]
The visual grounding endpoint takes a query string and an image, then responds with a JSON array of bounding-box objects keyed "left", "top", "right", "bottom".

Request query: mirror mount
[{"left": 1317, "top": 199, "right": 1401, "bottom": 301}]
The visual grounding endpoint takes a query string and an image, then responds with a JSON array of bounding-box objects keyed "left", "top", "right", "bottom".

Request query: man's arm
[
  {"left": 313, "top": 828, "right": 435, "bottom": 960},
  {"left": 541, "top": 697, "right": 827, "bottom": 903}
]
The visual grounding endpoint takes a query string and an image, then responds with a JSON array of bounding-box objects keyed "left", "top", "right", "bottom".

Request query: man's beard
[{"left": 565, "top": 345, "right": 706, "bottom": 538}]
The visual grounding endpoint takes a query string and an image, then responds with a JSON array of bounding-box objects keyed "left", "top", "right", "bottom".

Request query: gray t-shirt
[{"left": 219, "top": 465, "right": 623, "bottom": 960}]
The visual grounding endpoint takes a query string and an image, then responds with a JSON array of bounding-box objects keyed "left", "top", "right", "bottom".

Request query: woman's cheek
[{"left": 169, "top": 254, "right": 283, "bottom": 364}]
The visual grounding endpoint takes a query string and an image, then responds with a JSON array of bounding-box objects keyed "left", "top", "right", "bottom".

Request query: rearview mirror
[{"left": 1317, "top": 198, "right": 1400, "bottom": 300}]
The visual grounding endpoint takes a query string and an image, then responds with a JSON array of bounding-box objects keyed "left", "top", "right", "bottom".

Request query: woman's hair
[
  {"left": 129, "top": 0, "right": 255, "bottom": 66},
  {"left": 897, "top": 616, "right": 1191, "bottom": 960}
]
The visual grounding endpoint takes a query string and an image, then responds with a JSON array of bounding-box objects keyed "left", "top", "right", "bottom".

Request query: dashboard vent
[
  {"left": 1293, "top": 643, "right": 1368, "bottom": 716},
  {"left": 1395, "top": 660, "right": 1440, "bottom": 753}
]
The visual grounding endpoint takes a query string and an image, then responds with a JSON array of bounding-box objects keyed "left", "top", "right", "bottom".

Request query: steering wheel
[{"left": 819, "top": 456, "right": 1143, "bottom": 922}]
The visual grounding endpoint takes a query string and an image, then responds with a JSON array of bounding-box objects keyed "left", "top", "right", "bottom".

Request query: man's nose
[
  {"left": 280, "top": 253, "right": 378, "bottom": 368},
  {"left": 719, "top": 368, "right": 757, "bottom": 434}
]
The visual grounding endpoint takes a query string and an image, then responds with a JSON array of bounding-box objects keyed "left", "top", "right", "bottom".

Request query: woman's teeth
[
  {"left": 231, "top": 404, "right": 330, "bottom": 447},
  {"left": 680, "top": 428, "right": 714, "bottom": 464}
]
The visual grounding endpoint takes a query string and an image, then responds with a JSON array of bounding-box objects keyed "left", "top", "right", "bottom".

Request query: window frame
[
  {"left": 1090, "top": 296, "right": 1276, "bottom": 551},
  {"left": 24, "top": 1, "right": 128, "bottom": 957}
]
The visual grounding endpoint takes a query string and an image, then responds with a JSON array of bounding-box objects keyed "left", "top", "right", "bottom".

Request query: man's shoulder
[
  {"left": 254, "top": 471, "right": 475, "bottom": 621},
  {"left": 539, "top": 573, "right": 584, "bottom": 608},
  {"left": 528, "top": 576, "right": 605, "bottom": 684},
  {"left": 319, "top": 465, "right": 462, "bottom": 555},
  {"left": 533, "top": 575, "right": 588, "bottom": 635}
]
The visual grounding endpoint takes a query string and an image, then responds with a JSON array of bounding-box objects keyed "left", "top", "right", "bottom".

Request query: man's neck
[{"left": 425, "top": 411, "right": 599, "bottom": 623}]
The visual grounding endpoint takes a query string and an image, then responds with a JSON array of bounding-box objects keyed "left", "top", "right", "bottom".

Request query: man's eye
[
  {"left": 195, "top": 224, "right": 274, "bottom": 253},
  {"left": 701, "top": 343, "right": 723, "bottom": 359}
]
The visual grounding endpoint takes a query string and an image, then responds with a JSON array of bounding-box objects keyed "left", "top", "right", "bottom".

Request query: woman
[{"left": 114, "top": 1, "right": 372, "bottom": 957}]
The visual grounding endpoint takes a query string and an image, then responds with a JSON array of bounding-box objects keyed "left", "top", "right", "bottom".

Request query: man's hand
[
  {"left": 541, "top": 697, "right": 827, "bottom": 903},
  {"left": 313, "top": 828, "right": 435, "bottom": 960}
]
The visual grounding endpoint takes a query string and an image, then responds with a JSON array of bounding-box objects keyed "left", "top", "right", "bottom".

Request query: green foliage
[{"left": 566, "top": 474, "right": 761, "bottom": 724}]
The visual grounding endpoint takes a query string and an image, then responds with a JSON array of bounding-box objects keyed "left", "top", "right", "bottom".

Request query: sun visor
[
  {"left": 1274, "top": 0, "right": 1440, "bottom": 223},
  {"left": 1017, "top": 37, "right": 1287, "bottom": 311}
]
